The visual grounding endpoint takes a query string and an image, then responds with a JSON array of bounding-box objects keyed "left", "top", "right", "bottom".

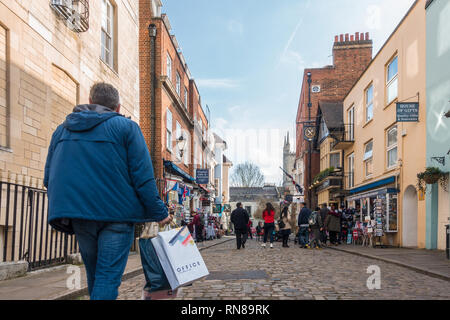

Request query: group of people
[
  {"left": 230, "top": 201, "right": 358, "bottom": 251},
  {"left": 185, "top": 211, "right": 224, "bottom": 243}
]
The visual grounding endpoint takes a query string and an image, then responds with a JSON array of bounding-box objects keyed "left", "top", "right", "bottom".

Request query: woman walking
[
  {"left": 262, "top": 203, "right": 276, "bottom": 248},
  {"left": 279, "top": 205, "right": 292, "bottom": 248}
]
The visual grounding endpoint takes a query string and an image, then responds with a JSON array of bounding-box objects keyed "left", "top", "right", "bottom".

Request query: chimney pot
[
  {"left": 355, "top": 32, "right": 360, "bottom": 41},
  {"left": 345, "top": 33, "right": 349, "bottom": 42},
  {"left": 350, "top": 35, "right": 355, "bottom": 41},
  {"left": 366, "top": 32, "right": 370, "bottom": 40},
  {"left": 335, "top": 35, "right": 339, "bottom": 43},
  {"left": 340, "top": 34, "right": 344, "bottom": 42}
]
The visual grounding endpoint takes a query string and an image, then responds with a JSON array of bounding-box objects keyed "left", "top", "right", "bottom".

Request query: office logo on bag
[{"left": 169, "top": 226, "right": 195, "bottom": 247}]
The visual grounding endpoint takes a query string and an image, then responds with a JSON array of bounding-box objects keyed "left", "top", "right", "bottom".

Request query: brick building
[
  {"left": 0, "top": 0, "right": 140, "bottom": 267},
  {"left": 139, "top": 0, "right": 213, "bottom": 221},
  {"left": 296, "top": 33, "right": 373, "bottom": 208}
]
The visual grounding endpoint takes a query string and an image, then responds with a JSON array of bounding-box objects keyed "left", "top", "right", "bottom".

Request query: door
[{"left": 402, "top": 185, "right": 418, "bottom": 247}]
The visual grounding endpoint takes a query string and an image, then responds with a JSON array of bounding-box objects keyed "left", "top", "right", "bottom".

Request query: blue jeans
[
  {"left": 298, "top": 227, "right": 309, "bottom": 247},
  {"left": 72, "top": 219, "right": 135, "bottom": 300}
]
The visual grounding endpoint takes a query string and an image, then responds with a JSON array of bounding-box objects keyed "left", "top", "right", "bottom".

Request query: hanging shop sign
[
  {"left": 213, "top": 204, "right": 222, "bottom": 214},
  {"left": 304, "top": 126, "right": 316, "bottom": 141},
  {"left": 196, "top": 169, "right": 210, "bottom": 185},
  {"left": 396, "top": 103, "right": 419, "bottom": 122}
]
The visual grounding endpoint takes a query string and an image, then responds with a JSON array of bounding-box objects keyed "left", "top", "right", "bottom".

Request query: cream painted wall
[{"left": 342, "top": 0, "right": 427, "bottom": 247}]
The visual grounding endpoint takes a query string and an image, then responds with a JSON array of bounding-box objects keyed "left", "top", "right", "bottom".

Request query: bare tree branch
[{"left": 230, "top": 162, "right": 265, "bottom": 187}]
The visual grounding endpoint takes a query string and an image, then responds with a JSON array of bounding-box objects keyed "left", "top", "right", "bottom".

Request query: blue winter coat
[{"left": 44, "top": 104, "right": 168, "bottom": 234}]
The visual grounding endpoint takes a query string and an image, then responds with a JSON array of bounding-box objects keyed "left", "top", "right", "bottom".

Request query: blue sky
[{"left": 161, "top": 0, "right": 416, "bottom": 184}]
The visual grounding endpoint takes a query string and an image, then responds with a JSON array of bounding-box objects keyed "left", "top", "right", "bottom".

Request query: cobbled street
[{"left": 114, "top": 238, "right": 450, "bottom": 300}]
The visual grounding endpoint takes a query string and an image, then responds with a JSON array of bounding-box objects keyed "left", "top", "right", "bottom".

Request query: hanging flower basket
[
  {"left": 423, "top": 173, "right": 441, "bottom": 185},
  {"left": 417, "top": 167, "right": 449, "bottom": 193}
]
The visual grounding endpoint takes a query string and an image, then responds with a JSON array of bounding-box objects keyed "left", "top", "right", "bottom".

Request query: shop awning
[
  {"left": 164, "top": 160, "right": 196, "bottom": 183},
  {"left": 346, "top": 187, "right": 399, "bottom": 202},
  {"left": 349, "top": 176, "right": 396, "bottom": 195}
]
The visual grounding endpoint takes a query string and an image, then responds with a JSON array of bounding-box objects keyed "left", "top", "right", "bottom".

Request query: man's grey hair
[{"left": 89, "top": 82, "right": 120, "bottom": 110}]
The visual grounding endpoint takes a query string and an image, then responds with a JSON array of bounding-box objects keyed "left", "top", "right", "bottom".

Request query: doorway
[{"left": 402, "top": 185, "right": 418, "bottom": 247}]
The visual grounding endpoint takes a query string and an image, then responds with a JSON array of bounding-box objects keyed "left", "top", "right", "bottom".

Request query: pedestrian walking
[
  {"left": 319, "top": 204, "right": 329, "bottom": 246},
  {"left": 262, "top": 203, "right": 276, "bottom": 248},
  {"left": 230, "top": 203, "right": 250, "bottom": 250},
  {"left": 256, "top": 222, "right": 264, "bottom": 242},
  {"left": 298, "top": 202, "right": 311, "bottom": 248},
  {"left": 189, "top": 212, "right": 204, "bottom": 243},
  {"left": 325, "top": 204, "right": 342, "bottom": 246},
  {"left": 279, "top": 205, "right": 292, "bottom": 248},
  {"left": 308, "top": 207, "right": 324, "bottom": 249},
  {"left": 44, "top": 83, "right": 171, "bottom": 300},
  {"left": 247, "top": 219, "right": 254, "bottom": 240}
]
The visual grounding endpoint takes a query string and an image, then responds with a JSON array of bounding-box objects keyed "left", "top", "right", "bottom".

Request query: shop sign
[
  {"left": 213, "top": 204, "right": 222, "bottom": 213},
  {"left": 304, "top": 126, "right": 316, "bottom": 141},
  {"left": 396, "top": 103, "right": 419, "bottom": 122},
  {"left": 196, "top": 169, "right": 209, "bottom": 185}
]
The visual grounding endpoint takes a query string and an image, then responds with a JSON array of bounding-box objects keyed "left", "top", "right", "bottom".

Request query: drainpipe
[{"left": 148, "top": 24, "right": 157, "bottom": 170}]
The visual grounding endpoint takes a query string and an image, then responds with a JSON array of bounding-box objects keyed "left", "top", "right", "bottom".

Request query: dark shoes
[{"left": 142, "top": 289, "right": 177, "bottom": 300}]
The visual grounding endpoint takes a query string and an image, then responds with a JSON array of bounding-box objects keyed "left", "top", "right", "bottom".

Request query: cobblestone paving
[{"left": 113, "top": 239, "right": 450, "bottom": 300}]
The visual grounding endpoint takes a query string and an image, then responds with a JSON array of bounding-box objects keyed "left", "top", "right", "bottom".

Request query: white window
[
  {"left": 176, "top": 121, "right": 181, "bottom": 159},
  {"left": 176, "top": 72, "right": 181, "bottom": 95},
  {"left": 387, "top": 56, "right": 398, "bottom": 104},
  {"left": 366, "top": 85, "right": 373, "bottom": 123},
  {"left": 330, "top": 153, "right": 340, "bottom": 169},
  {"left": 348, "top": 106, "right": 354, "bottom": 141},
  {"left": 364, "top": 141, "right": 373, "bottom": 177},
  {"left": 387, "top": 126, "right": 398, "bottom": 168},
  {"left": 184, "top": 132, "right": 190, "bottom": 165},
  {"left": 184, "top": 87, "right": 188, "bottom": 109},
  {"left": 101, "top": 0, "right": 114, "bottom": 68},
  {"left": 348, "top": 153, "right": 355, "bottom": 188},
  {"left": 166, "top": 53, "right": 172, "bottom": 81},
  {"left": 166, "top": 109, "right": 172, "bottom": 151}
]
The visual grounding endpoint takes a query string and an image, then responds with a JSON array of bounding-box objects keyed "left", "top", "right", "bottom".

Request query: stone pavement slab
[
  {"left": 329, "top": 244, "right": 450, "bottom": 281},
  {"left": 0, "top": 236, "right": 234, "bottom": 300},
  {"left": 112, "top": 239, "right": 450, "bottom": 300}
]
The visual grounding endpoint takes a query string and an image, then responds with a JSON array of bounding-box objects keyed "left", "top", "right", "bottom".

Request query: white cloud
[
  {"left": 197, "top": 78, "right": 240, "bottom": 89},
  {"left": 228, "top": 105, "right": 242, "bottom": 113}
]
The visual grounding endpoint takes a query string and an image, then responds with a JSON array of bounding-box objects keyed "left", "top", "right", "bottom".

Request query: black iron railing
[
  {"left": 330, "top": 124, "right": 355, "bottom": 149},
  {"left": 0, "top": 181, "right": 79, "bottom": 271}
]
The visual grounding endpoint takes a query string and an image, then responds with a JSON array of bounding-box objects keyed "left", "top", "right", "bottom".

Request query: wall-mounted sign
[
  {"left": 196, "top": 169, "right": 209, "bottom": 185},
  {"left": 304, "top": 126, "right": 316, "bottom": 141},
  {"left": 397, "top": 103, "right": 419, "bottom": 122},
  {"left": 312, "top": 85, "right": 321, "bottom": 93}
]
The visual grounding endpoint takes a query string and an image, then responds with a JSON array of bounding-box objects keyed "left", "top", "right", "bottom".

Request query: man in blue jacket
[
  {"left": 298, "top": 202, "right": 312, "bottom": 248},
  {"left": 44, "top": 82, "right": 171, "bottom": 300}
]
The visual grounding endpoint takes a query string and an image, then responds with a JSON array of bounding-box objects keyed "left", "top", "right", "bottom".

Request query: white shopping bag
[{"left": 151, "top": 226, "right": 209, "bottom": 290}]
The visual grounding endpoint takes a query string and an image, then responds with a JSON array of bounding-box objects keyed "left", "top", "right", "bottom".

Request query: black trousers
[
  {"left": 263, "top": 223, "right": 275, "bottom": 243},
  {"left": 281, "top": 229, "right": 291, "bottom": 247},
  {"left": 329, "top": 231, "right": 339, "bottom": 244},
  {"left": 235, "top": 228, "right": 248, "bottom": 249}
]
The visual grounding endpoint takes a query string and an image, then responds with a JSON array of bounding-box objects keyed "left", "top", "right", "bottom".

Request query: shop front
[{"left": 346, "top": 176, "right": 399, "bottom": 246}]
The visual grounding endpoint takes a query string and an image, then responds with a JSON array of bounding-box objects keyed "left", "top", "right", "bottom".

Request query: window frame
[
  {"left": 386, "top": 125, "right": 398, "bottom": 169},
  {"left": 101, "top": 0, "right": 115, "bottom": 69},
  {"left": 365, "top": 84, "right": 374, "bottom": 123},
  {"left": 329, "top": 152, "right": 340, "bottom": 169},
  {"left": 184, "top": 86, "right": 188, "bottom": 109},
  {"left": 176, "top": 72, "right": 181, "bottom": 96},
  {"left": 166, "top": 109, "right": 173, "bottom": 152},
  {"left": 364, "top": 140, "right": 374, "bottom": 178},
  {"left": 348, "top": 153, "right": 355, "bottom": 189},
  {"left": 386, "top": 55, "right": 398, "bottom": 105},
  {"left": 166, "top": 53, "right": 172, "bottom": 81},
  {"left": 348, "top": 105, "right": 355, "bottom": 141}
]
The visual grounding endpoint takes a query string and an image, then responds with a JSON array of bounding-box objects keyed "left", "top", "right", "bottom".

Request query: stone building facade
[{"left": 0, "top": 0, "right": 140, "bottom": 265}]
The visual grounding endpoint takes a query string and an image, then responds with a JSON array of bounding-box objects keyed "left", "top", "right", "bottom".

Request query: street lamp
[
  {"left": 176, "top": 135, "right": 187, "bottom": 158},
  {"left": 307, "top": 72, "right": 312, "bottom": 208}
]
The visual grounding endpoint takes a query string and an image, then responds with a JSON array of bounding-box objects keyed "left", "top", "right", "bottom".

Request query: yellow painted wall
[{"left": 342, "top": 0, "right": 427, "bottom": 247}]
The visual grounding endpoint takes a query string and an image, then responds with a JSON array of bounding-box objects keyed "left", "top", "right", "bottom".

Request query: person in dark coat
[
  {"left": 44, "top": 83, "right": 171, "bottom": 300},
  {"left": 319, "top": 204, "right": 330, "bottom": 245},
  {"left": 325, "top": 204, "right": 342, "bottom": 245},
  {"left": 230, "top": 203, "right": 250, "bottom": 250},
  {"left": 298, "top": 202, "right": 312, "bottom": 248}
]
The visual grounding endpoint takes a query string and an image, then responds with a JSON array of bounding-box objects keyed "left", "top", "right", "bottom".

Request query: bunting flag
[{"left": 279, "top": 167, "right": 303, "bottom": 195}]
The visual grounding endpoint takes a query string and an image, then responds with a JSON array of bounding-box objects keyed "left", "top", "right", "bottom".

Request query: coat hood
[{"left": 63, "top": 104, "right": 122, "bottom": 132}]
